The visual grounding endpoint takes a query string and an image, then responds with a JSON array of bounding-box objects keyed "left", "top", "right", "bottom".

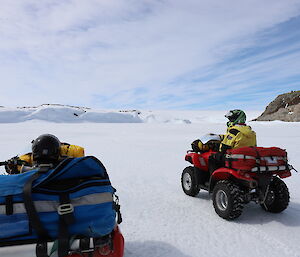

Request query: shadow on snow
[
  {"left": 125, "top": 241, "right": 192, "bottom": 257},
  {"left": 235, "top": 201, "right": 300, "bottom": 227}
]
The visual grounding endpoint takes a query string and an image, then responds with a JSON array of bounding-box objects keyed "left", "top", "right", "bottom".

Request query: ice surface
[{"left": 0, "top": 110, "right": 299, "bottom": 257}]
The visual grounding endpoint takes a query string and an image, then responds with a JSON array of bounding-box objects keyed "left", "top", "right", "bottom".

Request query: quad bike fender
[
  {"left": 66, "top": 226, "right": 124, "bottom": 257},
  {"left": 185, "top": 151, "right": 211, "bottom": 172},
  {"left": 275, "top": 170, "right": 292, "bottom": 178},
  {"left": 93, "top": 226, "right": 125, "bottom": 257},
  {"left": 109, "top": 225, "right": 125, "bottom": 257},
  {"left": 209, "top": 167, "right": 257, "bottom": 193}
]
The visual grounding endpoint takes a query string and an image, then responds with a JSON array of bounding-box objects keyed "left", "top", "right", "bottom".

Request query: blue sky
[{"left": 0, "top": 0, "right": 300, "bottom": 111}]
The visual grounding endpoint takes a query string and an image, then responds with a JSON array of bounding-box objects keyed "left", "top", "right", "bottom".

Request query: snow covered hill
[
  {"left": 0, "top": 104, "right": 261, "bottom": 124},
  {"left": 0, "top": 105, "right": 142, "bottom": 123},
  {"left": 0, "top": 111, "right": 299, "bottom": 257}
]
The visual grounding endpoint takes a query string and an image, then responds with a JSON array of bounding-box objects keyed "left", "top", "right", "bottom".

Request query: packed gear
[
  {"left": 4, "top": 134, "right": 85, "bottom": 174},
  {"left": 191, "top": 134, "right": 222, "bottom": 153},
  {"left": 4, "top": 156, "right": 28, "bottom": 174},
  {"left": 225, "top": 146, "right": 289, "bottom": 172},
  {"left": 60, "top": 143, "right": 85, "bottom": 158},
  {"left": 0, "top": 156, "right": 124, "bottom": 257},
  {"left": 191, "top": 140, "right": 209, "bottom": 152}
]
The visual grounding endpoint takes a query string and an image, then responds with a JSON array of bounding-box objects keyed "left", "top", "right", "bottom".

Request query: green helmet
[{"left": 225, "top": 109, "right": 246, "bottom": 127}]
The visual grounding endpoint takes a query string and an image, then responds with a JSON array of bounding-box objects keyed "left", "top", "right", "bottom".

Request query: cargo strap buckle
[
  {"left": 58, "top": 203, "right": 74, "bottom": 215},
  {"left": 38, "top": 164, "right": 53, "bottom": 173}
]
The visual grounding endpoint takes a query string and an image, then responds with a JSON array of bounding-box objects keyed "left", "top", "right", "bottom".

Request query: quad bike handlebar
[{"left": 187, "top": 150, "right": 195, "bottom": 153}]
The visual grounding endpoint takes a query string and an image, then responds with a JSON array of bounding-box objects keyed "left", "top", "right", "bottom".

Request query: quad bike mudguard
[
  {"left": 185, "top": 150, "right": 213, "bottom": 172},
  {"left": 209, "top": 167, "right": 258, "bottom": 193},
  {"left": 67, "top": 226, "right": 124, "bottom": 257}
]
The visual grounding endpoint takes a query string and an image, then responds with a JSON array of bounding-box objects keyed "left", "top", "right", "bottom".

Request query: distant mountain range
[
  {"left": 2, "top": 100, "right": 299, "bottom": 123},
  {"left": 0, "top": 105, "right": 262, "bottom": 124}
]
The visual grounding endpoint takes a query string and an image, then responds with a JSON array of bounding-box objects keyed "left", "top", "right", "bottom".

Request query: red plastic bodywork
[
  {"left": 211, "top": 167, "right": 255, "bottom": 182},
  {"left": 67, "top": 226, "right": 124, "bottom": 257},
  {"left": 275, "top": 170, "right": 292, "bottom": 178},
  {"left": 185, "top": 150, "right": 214, "bottom": 172},
  {"left": 184, "top": 150, "right": 291, "bottom": 186}
]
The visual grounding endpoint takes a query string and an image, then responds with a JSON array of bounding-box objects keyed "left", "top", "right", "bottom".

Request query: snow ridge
[
  {"left": 0, "top": 105, "right": 261, "bottom": 124},
  {"left": 0, "top": 105, "right": 142, "bottom": 123}
]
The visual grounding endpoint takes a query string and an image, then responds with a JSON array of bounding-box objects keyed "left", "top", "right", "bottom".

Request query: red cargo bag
[{"left": 225, "top": 146, "right": 288, "bottom": 172}]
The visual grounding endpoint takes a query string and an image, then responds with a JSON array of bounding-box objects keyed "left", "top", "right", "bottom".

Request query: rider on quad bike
[
  {"left": 192, "top": 109, "right": 257, "bottom": 153},
  {"left": 192, "top": 109, "right": 257, "bottom": 173},
  {"left": 219, "top": 109, "right": 257, "bottom": 153},
  {"left": 182, "top": 110, "right": 293, "bottom": 220}
]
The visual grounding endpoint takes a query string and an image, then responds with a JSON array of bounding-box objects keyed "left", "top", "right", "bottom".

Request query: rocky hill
[{"left": 255, "top": 91, "right": 300, "bottom": 122}]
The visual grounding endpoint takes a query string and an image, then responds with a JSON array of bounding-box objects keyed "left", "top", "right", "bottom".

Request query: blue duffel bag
[{"left": 0, "top": 156, "right": 121, "bottom": 257}]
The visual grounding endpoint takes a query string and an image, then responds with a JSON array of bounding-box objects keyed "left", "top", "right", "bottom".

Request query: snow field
[{"left": 0, "top": 119, "right": 299, "bottom": 257}]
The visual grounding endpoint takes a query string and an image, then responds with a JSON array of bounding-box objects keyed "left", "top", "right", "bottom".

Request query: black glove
[{"left": 191, "top": 140, "right": 200, "bottom": 152}]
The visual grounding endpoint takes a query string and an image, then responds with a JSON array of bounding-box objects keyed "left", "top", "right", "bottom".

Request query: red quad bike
[{"left": 181, "top": 134, "right": 296, "bottom": 220}]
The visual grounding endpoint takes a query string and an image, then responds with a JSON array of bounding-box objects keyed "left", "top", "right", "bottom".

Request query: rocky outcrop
[{"left": 255, "top": 91, "right": 300, "bottom": 122}]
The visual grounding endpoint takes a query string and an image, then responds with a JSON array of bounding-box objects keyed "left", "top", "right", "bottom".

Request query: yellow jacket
[{"left": 219, "top": 125, "right": 256, "bottom": 152}]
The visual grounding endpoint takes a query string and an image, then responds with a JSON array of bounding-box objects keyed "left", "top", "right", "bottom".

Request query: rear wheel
[
  {"left": 212, "top": 180, "right": 244, "bottom": 220},
  {"left": 261, "top": 177, "right": 289, "bottom": 213},
  {"left": 181, "top": 166, "right": 200, "bottom": 196}
]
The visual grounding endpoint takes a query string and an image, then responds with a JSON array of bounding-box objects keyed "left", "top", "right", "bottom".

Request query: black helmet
[{"left": 32, "top": 134, "right": 61, "bottom": 163}]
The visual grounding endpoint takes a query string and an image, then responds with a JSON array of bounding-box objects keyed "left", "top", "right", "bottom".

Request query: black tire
[
  {"left": 181, "top": 166, "right": 200, "bottom": 197},
  {"left": 212, "top": 180, "right": 244, "bottom": 220},
  {"left": 261, "top": 177, "right": 290, "bottom": 213}
]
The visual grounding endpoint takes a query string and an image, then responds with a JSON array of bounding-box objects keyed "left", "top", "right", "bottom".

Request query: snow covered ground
[{"left": 0, "top": 110, "right": 299, "bottom": 257}]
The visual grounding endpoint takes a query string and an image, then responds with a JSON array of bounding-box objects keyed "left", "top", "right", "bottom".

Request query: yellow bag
[
  {"left": 19, "top": 153, "right": 33, "bottom": 165},
  {"left": 60, "top": 143, "right": 85, "bottom": 158}
]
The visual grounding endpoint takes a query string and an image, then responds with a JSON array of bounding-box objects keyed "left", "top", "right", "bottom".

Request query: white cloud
[{"left": 0, "top": 0, "right": 300, "bottom": 109}]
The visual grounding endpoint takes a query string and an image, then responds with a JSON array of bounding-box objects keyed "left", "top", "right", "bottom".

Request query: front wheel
[
  {"left": 261, "top": 177, "right": 290, "bottom": 213},
  {"left": 181, "top": 166, "right": 200, "bottom": 196},
  {"left": 212, "top": 180, "right": 244, "bottom": 220}
]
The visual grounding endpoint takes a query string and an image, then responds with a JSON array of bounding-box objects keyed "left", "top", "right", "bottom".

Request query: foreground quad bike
[{"left": 181, "top": 134, "right": 295, "bottom": 220}]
